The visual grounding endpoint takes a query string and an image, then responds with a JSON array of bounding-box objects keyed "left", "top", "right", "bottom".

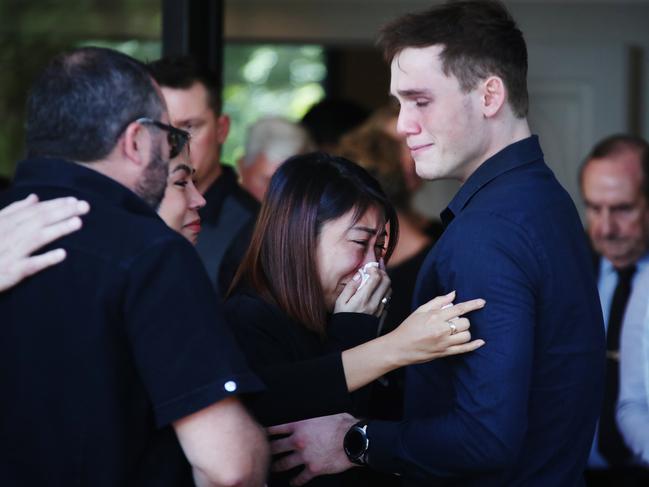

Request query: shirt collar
[
  {"left": 13, "top": 157, "right": 158, "bottom": 218},
  {"left": 601, "top": 252, "right": 649, "bottom": 278},
  {"left": 441, "top": 135, "right": 543, "bottom": 226}
]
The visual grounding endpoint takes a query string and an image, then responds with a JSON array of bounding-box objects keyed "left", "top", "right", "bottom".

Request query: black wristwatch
[{"left": 344, "top": 420, "right": 370, "bottom": 465}]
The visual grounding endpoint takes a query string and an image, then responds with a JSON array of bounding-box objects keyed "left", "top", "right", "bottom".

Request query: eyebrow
[
  {"left": 173, "top": 117, "right": 202, "bottom": 127},
  {"left": 395, "top": 89, "right": 432, "bottom": 98},
  {"left": 171, "top": 164, "right": 194, "bottom": 175},
  {"left": 349, "top": 225, "right": 379, "bottom": 235}
]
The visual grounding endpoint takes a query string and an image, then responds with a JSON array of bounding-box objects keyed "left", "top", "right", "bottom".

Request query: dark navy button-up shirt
[
  {"left": 368, "top": 136, "right": 605, "bottom": 486},
  {"left": 0, "top": 158, "right": 263, "bottom": 486}
]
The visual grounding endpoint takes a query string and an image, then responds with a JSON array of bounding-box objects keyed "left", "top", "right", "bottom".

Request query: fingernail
[
  {"left": 77, "top": 201, "right": 90, "bottom": 213},
  {"left": 447, "top": 290, "right": 456, "bottom": 296},
  {"left": 69, "top": 216, "right": 82, "bottom": 229},
  {"left": 352, "top": 273, "right": 361, "bottom": 282}
]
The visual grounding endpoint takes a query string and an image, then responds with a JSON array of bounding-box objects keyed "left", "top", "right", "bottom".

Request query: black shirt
[
  {"left": 196, "top": 165, "right": 259, "bottom": 297},
  {"left": 0, "top": 158, "right": 263, "bottom": 486}
]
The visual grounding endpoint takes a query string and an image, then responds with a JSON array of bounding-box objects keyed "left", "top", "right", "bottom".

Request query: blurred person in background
[
  {"left": 301, "top": 98, "right": 369, "bottom": 153},
  {"left": 580, "top": 134, "right": 649, "bottom": 487},
  {"left": 237, "top": 116, "right": 314, "bottom": 202},
  {"left": 148, "top": 56, "right": 259, "bottom": 297}
]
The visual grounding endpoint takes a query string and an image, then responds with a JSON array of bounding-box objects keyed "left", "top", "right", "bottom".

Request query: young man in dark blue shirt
[
  {"left": 0, "top": 47, "right": 268, "bottom": 486},
  {"left": 269, "top": 2, "right": 605, "bottom": 486}
]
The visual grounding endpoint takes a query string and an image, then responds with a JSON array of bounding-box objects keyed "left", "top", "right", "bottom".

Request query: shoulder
[{"left": 224, "top": 291, "right": 289, "bottom": 331}]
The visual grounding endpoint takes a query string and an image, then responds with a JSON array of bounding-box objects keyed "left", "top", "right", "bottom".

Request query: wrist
[
  {"left": 377, "top": 332, "right": 408, "bottom": 369},
  {"left": 343, "top": 419, "right": 371, "bottom": 466}
]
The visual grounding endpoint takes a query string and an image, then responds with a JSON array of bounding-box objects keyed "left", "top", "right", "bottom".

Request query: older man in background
[
  {"left": 237, "top": 116, "right": 313, "bottom": 202},
  {"left": 581, "top": 134, "right": 649, "bottom": 487}
]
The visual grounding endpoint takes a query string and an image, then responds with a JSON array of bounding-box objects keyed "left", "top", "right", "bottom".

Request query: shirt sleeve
[
  {"left": 617, "top": 298, "right": 649, "bottom": 465},
  {"left": 123, "top": 237, "right": 264, "bottom": 428},
  {"left": 224, "top": 294, "right": 354, "bottom": 426},
  {"left": 368, "top": 212, "right": 541, "bottom": 480},
  {"left": 327, "top": 312, "right": 379, "bottom": 349}
]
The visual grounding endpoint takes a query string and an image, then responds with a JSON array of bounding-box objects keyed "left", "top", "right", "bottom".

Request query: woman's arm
[
  {"left": 341, "top": 291, "right": 485, "bottom": 391},
  {"left": 224, "top": 292, "right": 484, "bottom": 425}
]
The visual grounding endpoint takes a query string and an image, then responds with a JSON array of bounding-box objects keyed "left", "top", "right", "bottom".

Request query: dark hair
[
  {"left": 230, "top": 152, "right": 399, "bottom": 336},
  {"left": 579, "top": 134, "right": 649, "bottom": 200},
  {"left": 25, "top": 47, "right": 163, "bottom": 161},
  {"left": 147, "top": 56, "right": 222, "bottom": 114},
  {"left": 301, "top": 98, "right": 369, "bottom": 149},
  {"left": 377, "top": 0, "right": 528, "bottom": 118}
]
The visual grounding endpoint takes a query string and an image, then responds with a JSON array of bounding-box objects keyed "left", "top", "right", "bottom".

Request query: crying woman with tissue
[{"left": 224, "top": 152, "right": 485, "bottom": 486}]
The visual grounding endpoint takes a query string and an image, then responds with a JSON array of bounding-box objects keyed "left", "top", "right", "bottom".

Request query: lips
[
  {"left": 408, "top": 143, "right": 434, "bottom": 153},
  {"left": 184, "top": 218, "right": 202, "bottom": 233}
]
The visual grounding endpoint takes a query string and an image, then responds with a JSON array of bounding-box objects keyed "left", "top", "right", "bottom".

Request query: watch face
[
  {"left": 345, "top": 428, "right": 366, "bottom": 456},
  {"left": 344, "top": 424, "right": 369, "bottom": 464}
]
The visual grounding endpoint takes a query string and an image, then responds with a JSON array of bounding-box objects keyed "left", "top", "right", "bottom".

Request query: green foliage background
[{"left": 0, "top": 0, "right": 325, "bottom": 177}]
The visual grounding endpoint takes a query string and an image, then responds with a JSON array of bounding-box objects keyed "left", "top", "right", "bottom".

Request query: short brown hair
[
  {"left": 229, "top": 153, "right": 398, "bottom": 336},
  {"left": 377, "top": 0, "right": 529, "bottom": 118}
]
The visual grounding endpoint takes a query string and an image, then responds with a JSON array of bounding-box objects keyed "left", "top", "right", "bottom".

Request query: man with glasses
[{"left": 0, "top": 47, "right": 268, "bottom": 486}]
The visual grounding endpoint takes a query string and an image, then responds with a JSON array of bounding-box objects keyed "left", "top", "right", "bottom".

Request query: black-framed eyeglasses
[{"left": 136, "top": 117, "right": 190, "bottom": 159}]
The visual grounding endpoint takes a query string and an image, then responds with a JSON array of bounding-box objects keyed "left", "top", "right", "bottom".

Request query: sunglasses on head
[{"left": 136, "top": 117, "right": 190, "bottom": 159}]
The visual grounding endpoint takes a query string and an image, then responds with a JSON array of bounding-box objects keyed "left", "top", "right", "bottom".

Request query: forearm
[
  {"left": 175, "top": 397, "right": 269, "bottom": 487},
  {"left": 341, "top": 334, "right": 403, "bottom": 392},
  {"left": 244, "top": 354, "right": 353, "bottom": 425}
]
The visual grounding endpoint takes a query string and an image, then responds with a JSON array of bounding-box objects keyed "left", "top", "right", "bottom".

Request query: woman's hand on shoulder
[
  {"left": 333, "top": 262, "right": 391, "bottom": 317},
  {"left": 386, "top": 291, "right": 486, "bottom": 367}
]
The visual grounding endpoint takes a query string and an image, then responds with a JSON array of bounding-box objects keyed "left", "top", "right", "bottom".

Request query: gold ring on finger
[{"left": 447, "top": 320, "right": 457, "bottom": 335}]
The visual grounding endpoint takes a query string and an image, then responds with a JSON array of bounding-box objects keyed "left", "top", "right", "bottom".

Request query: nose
[
  {"left": 188, "top": 181, "right": 206, "bottom": 210},
  {"left": 396, "top": 106, "right": 420, "bottom": 137},
  {"left": 361, "top": 245, "right": 378, "bottom": 267},
  {"left": 594, "top": 209, "right": 615, "bottom": 238}
]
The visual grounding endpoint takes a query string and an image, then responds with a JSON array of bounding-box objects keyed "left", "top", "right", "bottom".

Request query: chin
[{"left": 181, "top": 230, "right": 198, "bottom": 244}]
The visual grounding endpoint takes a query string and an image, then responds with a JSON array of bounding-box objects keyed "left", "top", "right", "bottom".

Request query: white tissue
[{"left": 357, "top": 261, "right": 379, "bottom": 289}]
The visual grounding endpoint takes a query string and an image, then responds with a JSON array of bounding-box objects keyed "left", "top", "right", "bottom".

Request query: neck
[
  {"left": 198, "top": 162, "right": 223, "bottom": 194},
  {"left": 77, "top": 158, "right": 138, "bottom": 192},
  {"left": 460, "top": 117, "right": 532, "bottom": 183}
]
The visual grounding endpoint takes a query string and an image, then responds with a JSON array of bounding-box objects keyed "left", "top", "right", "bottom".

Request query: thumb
[{"left": 416, "top": 290, "right": 455, "bottom": 313}]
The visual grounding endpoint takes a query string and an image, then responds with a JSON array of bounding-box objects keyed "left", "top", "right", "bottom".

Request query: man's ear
[
  {"left": 215, "top": 114, "right": 230, "bottom": 145},
  {"left": 481, "top": 76, "right": 507, "bottom": 118},
  {"left": 121, "top": 121, "right": 150, "bottom": 167}
]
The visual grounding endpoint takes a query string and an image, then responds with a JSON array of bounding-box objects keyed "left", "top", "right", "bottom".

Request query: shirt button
[{"left": 224, "top": 380, "right": 237, "bottom": 392}]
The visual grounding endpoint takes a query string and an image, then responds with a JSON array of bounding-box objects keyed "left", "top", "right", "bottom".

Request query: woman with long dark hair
[{"left": 225, "top": 153, "right": 484, "bottom": 486}]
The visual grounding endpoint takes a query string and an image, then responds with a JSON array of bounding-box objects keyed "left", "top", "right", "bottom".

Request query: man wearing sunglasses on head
[{"left": 0, "top": 47, "right": 268, "bottom": 486}]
